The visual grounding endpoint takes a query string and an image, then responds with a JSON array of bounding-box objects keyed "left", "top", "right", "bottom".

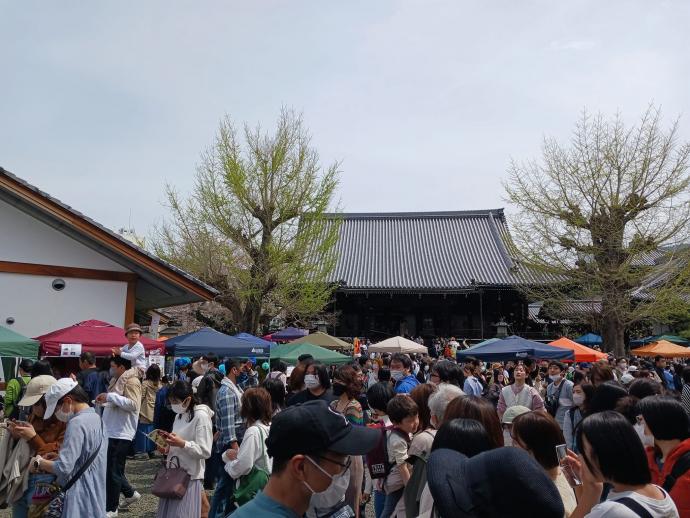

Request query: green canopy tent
[
  {"left": 270, "top": 342, "right": 352, "bottom": 366},
  {"left": 0, "top": 325, "right": 40, "bottom": 383}
]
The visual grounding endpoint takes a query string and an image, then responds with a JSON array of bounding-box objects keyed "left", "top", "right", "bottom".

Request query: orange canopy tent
[
  {"left": 631, "top": 340, "right": 690, "bottom": 358},
  {"left": 549, "top": 337, "right": 608, "bottom": 362}
]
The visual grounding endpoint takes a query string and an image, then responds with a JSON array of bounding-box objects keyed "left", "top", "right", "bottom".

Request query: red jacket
[{"left": 647, "top": 438, "right": 690, "bottom": 518}]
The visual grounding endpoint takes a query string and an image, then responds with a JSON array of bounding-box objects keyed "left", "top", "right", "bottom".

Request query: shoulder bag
[
  {"left": 152, "top": 456, "right": 191, "bottom": 499},
  {"left": 44, "top": 431, "right": 103, "bottom": 518},
  {"left": 233, "top": 426, "right": 270, "bottom": 506}
]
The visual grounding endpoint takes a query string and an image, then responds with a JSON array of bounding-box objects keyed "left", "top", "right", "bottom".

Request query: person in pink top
[{"left": 497, "top": 363, "right": 545, "bottom": 420}]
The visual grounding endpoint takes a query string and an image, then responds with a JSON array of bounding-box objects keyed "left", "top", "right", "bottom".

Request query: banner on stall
[{"left": 60, "top": 343, "right": 82, "bottom": 357}]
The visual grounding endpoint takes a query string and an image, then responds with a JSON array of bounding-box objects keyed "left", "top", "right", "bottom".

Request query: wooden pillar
[{"left": 124, "top": 279, "right": 137, "bottom": 326}]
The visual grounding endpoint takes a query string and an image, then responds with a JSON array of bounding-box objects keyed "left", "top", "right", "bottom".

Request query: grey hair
[{"left": 428, "top": 383, "right": 465, "bottom": 421}]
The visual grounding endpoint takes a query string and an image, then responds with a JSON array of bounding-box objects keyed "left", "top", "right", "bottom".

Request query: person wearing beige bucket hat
[{"left": 6, "top": 375, "right": 67, "bottom": 517}]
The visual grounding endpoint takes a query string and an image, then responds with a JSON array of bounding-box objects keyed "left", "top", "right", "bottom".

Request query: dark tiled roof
[
  {"left": 323, "top": 210, "right": 541, "bottom": 292},
  {"left": 0, "top": 167, "right": 217, "bottom": 297}
]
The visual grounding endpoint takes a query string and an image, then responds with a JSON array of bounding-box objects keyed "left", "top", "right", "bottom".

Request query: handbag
[
  {"left": 44, "top": 433, "right": 103, "bottom": 518},
  {"left": 152, "top": 456, "right": 191, "bottom": 499},
  {"left": 233, "top": 426, "right": 270, "bottom": 506}
]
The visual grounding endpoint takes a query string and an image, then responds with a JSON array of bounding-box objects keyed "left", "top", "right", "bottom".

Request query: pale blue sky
[{"left": 2, "top": 1, "right": 689, "bottom": 236}]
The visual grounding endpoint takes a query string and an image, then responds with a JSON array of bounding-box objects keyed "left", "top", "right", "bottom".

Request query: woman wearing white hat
[
  {"left": 30, "top": 378, "right": 107, "bottom": 518},
  {"left": 6, "top": 374, "right": 64, "bottom": 518}
]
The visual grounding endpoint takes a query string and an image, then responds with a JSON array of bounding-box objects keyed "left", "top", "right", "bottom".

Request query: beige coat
[{"left": 139, "top": 380, "right": 161, "bottom": 424}]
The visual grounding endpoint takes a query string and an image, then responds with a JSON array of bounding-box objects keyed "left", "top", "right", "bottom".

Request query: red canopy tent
[
  {"left": 36, "top": 319, "right": 162, "bottom": 357},
  {"left": 549, "top": 337, "right": 608, "bottom": 363}
]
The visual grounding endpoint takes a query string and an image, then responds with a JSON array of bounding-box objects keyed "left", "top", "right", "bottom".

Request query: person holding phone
[
  {"left": 511, "top": 411, "right": 577, "bottom": 517},
  {"left": 563, "top": 411, "right": 679, "bottom": 518},
  {"left": 156, "top": 380, "right": 213, "bottom": 518},
  {"left": 6, "top": 375, "right": 65, "bottom": 518}
]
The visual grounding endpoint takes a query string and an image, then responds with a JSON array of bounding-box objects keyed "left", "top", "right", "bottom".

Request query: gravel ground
[{"left": 0, "top": 454, "right": 375, "bottom": 517}]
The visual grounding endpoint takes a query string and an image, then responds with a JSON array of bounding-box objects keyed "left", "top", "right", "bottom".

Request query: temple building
[{"left": 324, "top": 210, "right": 543, "bottom": 341}]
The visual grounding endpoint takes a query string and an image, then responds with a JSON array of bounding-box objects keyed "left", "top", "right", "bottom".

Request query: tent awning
[
  {"left": 269, "top": 327, "right": 309, "bottom": 342},
  {"left": 574, "top": 333, "right": 603, "bottom": 346},
  {"left": 631, "top": 340, "right": 690, "bottom": 358},
  {"left": 35, "top": 320, "right": 162, "bottom": 357},
  {"left": 368, "top": 336, "right": 429, "bottom": 354},
  {"left": 0, "top": 325, "right": 39, "bottom": 358},
  {"left": 549, "top": 337, "right": 608, "bottom": 363},
  {"left": 289, "top": 331, "right": 353, "bottom": 350},
  {"left": 167, "top": 328, "right": 271, "bottom": 358},
  {"left": 270, "top": 342, "right": 351, "bottom": 365},
  {"left": 456, "top": 335, "right": 574, "bottom": 361}
]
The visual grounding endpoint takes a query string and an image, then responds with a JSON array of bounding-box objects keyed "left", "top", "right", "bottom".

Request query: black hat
[
  {"left": 266, "top": 400, "right": 379, "bottom": 458},
  {"left": 427, "top": 448, "right": 564, "bottom": 518},
  {"left": 19, "top": 358, "right": 34, "bottom": 374}
]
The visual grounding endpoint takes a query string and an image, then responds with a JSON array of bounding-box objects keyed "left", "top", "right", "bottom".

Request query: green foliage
[
  {"left": 152, "top": 109, "right": 341, "bottom": 334},
  {"left": 504, "top": 106, "right": 690, "bottom": 355}
]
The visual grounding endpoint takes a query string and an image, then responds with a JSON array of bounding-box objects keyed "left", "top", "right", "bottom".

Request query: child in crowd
[
  {"left": 112, "top": 323, "right": 147, "bottom": 395},
  {"left": 381, "top": 395, "right": 419, "bottom": 518}
]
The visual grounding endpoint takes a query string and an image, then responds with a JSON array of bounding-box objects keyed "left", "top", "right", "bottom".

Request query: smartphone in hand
[{"left": 556, "top": 444, "right": 582, "bottom": 487}]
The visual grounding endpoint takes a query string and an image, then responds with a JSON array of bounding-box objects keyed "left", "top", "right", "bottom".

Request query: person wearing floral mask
[{"left": 34, "top": 378, "right": 107, "bottom": 517}]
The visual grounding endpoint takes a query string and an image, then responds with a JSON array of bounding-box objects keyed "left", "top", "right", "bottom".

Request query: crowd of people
[{"left": 1, "top": 325, "right": 690, "bottom": 518}]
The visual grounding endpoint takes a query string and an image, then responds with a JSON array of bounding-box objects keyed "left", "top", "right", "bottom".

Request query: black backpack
[
  {"left": 662, "top": 451, "right": 690, "bottom": 492},
  {"left": 8, "top": 376, "right": 28, "bottom": 420},
  {"left": 365, "top": 424, "right": 410, "bottom": 479}
]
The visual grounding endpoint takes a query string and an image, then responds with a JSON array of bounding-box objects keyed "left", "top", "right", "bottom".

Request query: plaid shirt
[
  {"left": 215, "top": 377, "right": 244, "bottom": 447},
  {"left": 238, "top": 369, "right": 259, "bottom": 390}
]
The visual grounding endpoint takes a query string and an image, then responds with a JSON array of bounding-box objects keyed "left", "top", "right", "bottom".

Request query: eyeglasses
[{"left": 310, "top": 454, "right": 352, "bottom": 475}]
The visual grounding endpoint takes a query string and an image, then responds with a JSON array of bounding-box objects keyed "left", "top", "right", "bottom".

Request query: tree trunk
[{"left": 601, "top": 312, "right": 625, "bottom": 357}]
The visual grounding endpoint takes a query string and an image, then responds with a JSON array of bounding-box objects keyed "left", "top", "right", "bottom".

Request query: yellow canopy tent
[
  {"left": 289, "top": 331, "right": 353, "bottom": 351},
  {"left": 631, "top": 340, "right": 690, "bottom": 358}
]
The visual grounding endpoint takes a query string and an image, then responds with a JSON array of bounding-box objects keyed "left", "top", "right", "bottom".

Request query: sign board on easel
[{"left": 60, "top": 343, "right": 82, "bottom": 357}]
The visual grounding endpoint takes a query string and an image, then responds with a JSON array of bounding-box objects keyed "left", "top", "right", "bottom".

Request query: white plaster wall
[
  {"left": 0, "top": 272, "right": 127, "bottom": 337},
  {"left": 0, "top": 199, "right": 130, "bottom": 271}
]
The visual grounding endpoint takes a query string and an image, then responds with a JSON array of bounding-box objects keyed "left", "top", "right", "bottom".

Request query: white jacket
[
  {"left": 223, "top": 422, "right": 272, "bottom": 479},
  {"left": 166, "top": 404, "right": 214, "bottom": 480}
]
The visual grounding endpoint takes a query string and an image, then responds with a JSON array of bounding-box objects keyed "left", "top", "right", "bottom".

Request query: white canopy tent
[{"left": 368, "top": 336, "right": 428, "bottom": 354}]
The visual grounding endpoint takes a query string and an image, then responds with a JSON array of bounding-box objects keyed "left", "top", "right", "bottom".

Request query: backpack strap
[
  {"left": 614, "top": 497, "right": 654, "bottom": 518},
  {"left": 662, "top": 451, "right": 690, "bottom": 492}
]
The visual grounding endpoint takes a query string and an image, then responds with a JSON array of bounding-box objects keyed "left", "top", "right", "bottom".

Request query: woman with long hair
[
  {"left": 563, "top": 382, "right": 595, "bottom": 452},
  {"left": 156, "top": 381, "right": 213, "bottom": 518},
  {"left": 134, "top": 364, "right": 162, "bottom": 457}
]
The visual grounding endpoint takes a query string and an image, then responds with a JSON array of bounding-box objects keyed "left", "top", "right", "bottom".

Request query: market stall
[{"left": 456, "top": 335, "right": 574, "bottom": 362}]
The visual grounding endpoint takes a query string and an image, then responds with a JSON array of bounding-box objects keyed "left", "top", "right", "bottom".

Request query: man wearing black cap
[{"left": 232, "top": 400, "right": 379, "bottom": 518}]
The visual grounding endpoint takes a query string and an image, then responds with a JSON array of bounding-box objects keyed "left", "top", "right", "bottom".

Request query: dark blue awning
[
  {"left": 166, "top": 327, "right": 270, "bottom": 357},
  {"left": 456, "top": 335, "right": 574, "bottom": 361}
]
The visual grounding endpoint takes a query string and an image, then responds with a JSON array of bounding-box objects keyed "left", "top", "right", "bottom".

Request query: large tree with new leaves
[
  {"left": 153, "top": 109, "right": 340, "bottom": 334},
  {"left": 505, "top": 107, "right": 690, "bottom": 355}
]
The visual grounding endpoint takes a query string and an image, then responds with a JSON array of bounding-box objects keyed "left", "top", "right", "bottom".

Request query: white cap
[{"left": 44, "top": 378, "right": 78, "bottom": 419}]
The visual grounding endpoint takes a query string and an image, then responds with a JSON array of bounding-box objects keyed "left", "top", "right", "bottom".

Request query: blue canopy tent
[
  {"left": 574, "top": 333, "right": 603, "bottom": 346},
  {"left": 166, "top": 327, "right": 271, "bottom": 358},
  {"left": 234, "top": 333, "right": 274, "bottom": 348},
  {"left": 456, "top": 335, "right": 574, "bottom": 362},
  {"left": 269, "top": 327, "right": 309, "bottom": 342}
]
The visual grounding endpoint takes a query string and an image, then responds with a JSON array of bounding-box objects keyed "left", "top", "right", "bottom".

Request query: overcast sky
[{"left": 2, "top": 1, "right": 689, "bottom": 237}]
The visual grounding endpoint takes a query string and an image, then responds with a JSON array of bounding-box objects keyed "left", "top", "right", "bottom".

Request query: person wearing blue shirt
[
  {"left": 463, "top": 364, "right": 484, "bottom": 396},
  {"left": 232, "top": 400, "right": 379, "bottom": 518},
  {"left": 390, "top": 353, "right": 420, "bottom": 394}
]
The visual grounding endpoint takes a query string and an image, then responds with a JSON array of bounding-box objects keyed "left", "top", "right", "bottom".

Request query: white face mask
[
  {"left": 304, "top": 456, "right": 350, "bottom": 511},
  {"left": 304, "top": 374, "right": 321, "bottom": 389},
  {"left": 391, "top": 370, "right": 405, "bottom": 381},
  {"left": 634, "top": 422, "right": 655, "bottom": 448},
  {"left": 171, "top": 402, "right": 189, "bottom": 415},
  {"left": 55, "top": 402, "right": 73, "bottom": 423},
  {"left": 503, "top": 429, "right": 513, "bottom": 447},
  {"left": 549, "top": 374, "right": 561, "bottom": 382},
  {"left": 572, "top": 393, "right": 585, "bottom": 406}
]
